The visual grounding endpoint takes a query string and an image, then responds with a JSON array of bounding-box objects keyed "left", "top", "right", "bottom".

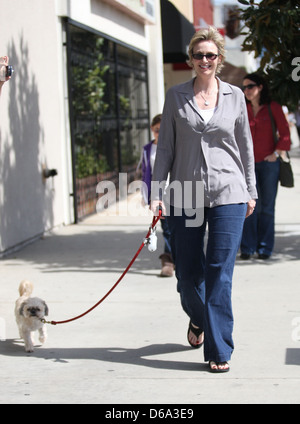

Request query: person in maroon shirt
[{"left": 240, "top": 73, "right": 291, "bottom": 260}]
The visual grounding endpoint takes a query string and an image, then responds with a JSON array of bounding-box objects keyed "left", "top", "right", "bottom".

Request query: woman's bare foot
[
  {"left": 209, "top": 361, "right": 230, "bottom": 373},
  {"left": 187, "top": 321, "right": 204, "bottom": 348}
]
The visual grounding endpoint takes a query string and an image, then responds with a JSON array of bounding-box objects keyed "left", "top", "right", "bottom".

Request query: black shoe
[
  {"left": 240, "top": 253, "right": 251, "bottom": 260},
  {"left": 258, "top": 254, "right": 270, "bottom": 260}
]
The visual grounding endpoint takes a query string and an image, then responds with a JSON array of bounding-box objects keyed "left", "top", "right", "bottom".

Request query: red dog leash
[{"left": 42, "top": 210, "right": 162, "bottom": 326}]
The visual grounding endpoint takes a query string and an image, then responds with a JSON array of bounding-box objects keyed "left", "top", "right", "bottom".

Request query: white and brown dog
[{"left": 15, "top": 280, "right": 49, "bottom": 352}]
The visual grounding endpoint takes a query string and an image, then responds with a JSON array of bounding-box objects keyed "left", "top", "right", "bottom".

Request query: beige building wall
[{"left": 170, "top": 0, "right": 194, "bottom": 21}]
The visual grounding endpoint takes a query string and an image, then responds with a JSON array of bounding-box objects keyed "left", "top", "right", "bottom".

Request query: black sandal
[
  {"left": 209, "top": 361, "right": 230, "bottom": 373},
  {"left": 187, "top": 320, "right": 204, "bottom": 349}
]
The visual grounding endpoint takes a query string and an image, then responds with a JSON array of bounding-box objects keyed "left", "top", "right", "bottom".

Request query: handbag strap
[{"left": 267, "top": 104, "right": 290, "bottom": 161}]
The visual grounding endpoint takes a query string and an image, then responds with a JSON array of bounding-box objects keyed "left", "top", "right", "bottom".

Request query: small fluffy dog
[{"left": 15, "top": 280, "right": 49, "bottom": 352}]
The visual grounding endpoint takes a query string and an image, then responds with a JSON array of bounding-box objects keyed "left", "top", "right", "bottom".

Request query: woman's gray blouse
[{"left": 152, "top": 77, "right": 258, "bottom": 209}]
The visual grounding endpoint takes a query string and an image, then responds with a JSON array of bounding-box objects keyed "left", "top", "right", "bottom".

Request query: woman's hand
[
  {"left": 264, "top": 150, "right": 283, "bottom": 162},
  {"left": 150, "top": 200, "right": 166, "bottom": 217},
  {"left": 0, "top": 56, "right": 11, "bottom": 92},
  {"left": 245, "top": 199, "right": 256, "bottom": 218}
]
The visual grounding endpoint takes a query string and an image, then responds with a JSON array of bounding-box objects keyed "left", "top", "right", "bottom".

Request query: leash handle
[{"left": 45, "top": 210, "right": 162, "bottom": 326}]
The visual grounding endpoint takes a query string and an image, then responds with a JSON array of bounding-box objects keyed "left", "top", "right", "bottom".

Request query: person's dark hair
[
  {"left": 243, "top": 73, "right": 271, "bottom": 105},
  {"left": 151, "top": 114, "right": 162, "bottom": 126}
]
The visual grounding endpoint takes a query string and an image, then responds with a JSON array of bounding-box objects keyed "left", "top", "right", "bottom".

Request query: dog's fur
[{"left": 15, "top": 280, "right": 49, "bottom": 352}]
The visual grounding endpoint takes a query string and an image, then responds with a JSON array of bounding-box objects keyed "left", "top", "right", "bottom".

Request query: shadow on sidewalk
[
  {"left": 285, "top": 348, "right": 300, "bottom": 366},
  {"left": 5, "top": 228, "right": 163, "bottom": 274},
  {"left": 236, "top": 225, "right": 300, "bottom": 265},
  {"left": 5, "top": 223, "right": 300, "bottom": 273},
  {"left": 0, "top": 339, "right": 209, "bottom": 372}
]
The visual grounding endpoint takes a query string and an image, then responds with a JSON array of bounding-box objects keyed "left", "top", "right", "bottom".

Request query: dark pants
[
  {"left": 160, "top": 217, "right": 172, "bottom": 256},
  {"left": 168, "top": 203, "right": 247, "bottom": 363},
  {"left": 241, "top": 160, "right": 280, "bottom": 256}
]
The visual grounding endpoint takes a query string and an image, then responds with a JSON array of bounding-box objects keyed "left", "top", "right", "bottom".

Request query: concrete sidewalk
[{"left": 1, "top": 149, "right": 300, "bottom": 405}]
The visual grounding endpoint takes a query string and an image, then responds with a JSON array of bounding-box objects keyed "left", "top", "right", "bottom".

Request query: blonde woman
[{"left": 151, "top": 27, "right": 257, "bottom": 373}]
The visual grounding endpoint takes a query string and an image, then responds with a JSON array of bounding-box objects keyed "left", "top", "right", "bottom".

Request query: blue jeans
[
  {"left": 241, "top": 160, "right": 280, "bottom": 256},
  {"left": 160, "top": 217, "right": 172, "bottom": 256},
  {"left": 168, "top": 203, "right": 247, "bottom": 363}
]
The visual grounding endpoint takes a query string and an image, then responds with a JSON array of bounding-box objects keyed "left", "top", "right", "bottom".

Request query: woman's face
[
  {"left": 151, "top": 122, "right": 160, "bottom": 144},
  {"left": 191, "top": 40, "right": 221, "bottom": 77},
  {"left": 243, "top": 78, "right": 263, "bottom": 103}
]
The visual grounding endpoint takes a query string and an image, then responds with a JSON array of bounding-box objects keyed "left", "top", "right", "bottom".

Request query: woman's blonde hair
[{"left": 187, "top": 26, "right": 226, "bottom": 74}]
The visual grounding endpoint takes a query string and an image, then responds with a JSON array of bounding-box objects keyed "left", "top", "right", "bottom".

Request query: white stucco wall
[
  {"left": 0, "top": 0, "right": 165, "bottom": 255},
  {"left": 0, "top": 0, "right": 68, "bottom": 254}
]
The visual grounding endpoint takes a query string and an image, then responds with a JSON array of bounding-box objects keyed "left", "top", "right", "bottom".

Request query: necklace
[{"left": 199, "top": 91, "right": 210, "bottom": 106}]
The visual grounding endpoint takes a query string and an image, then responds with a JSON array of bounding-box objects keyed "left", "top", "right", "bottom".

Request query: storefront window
[
  {"left": 66, "top": 22, "right": 150, "bottom": 220},
  {"left": 117, "top": 44, "right": 149, "bottom": 172}
]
